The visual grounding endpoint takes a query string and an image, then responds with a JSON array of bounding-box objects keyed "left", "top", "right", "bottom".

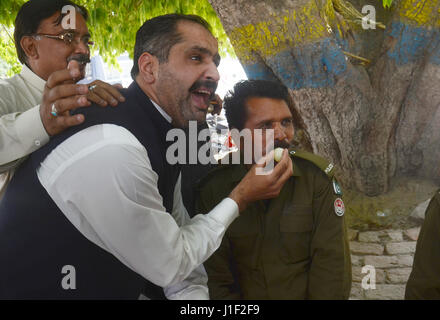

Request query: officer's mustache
[
  {"left": 274, "top": 140, "right": 292, "bottom": 149},
  {"left": 67, "top": 54, "right": 91, "bottom": 66}
]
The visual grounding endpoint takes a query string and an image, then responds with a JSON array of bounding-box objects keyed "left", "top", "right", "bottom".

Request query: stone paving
[{"left": 348, "top": 227, "right": 421, "bottom": 300}]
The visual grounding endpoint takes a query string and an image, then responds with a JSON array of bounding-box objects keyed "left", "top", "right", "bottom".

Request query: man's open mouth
[{"left": 191, "top": 88, "right": 214, "bottom": 111}]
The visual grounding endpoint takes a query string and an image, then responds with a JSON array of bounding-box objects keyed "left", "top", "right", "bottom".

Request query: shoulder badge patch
[
  {"left": 334, "top": 198, "right": 345, "bottom": 217},
  {"left": 332, "top": 179, "right": 343, "bottom": 196},
  {"left": 324, "top": 163, "right": 334, "bottom": 174}
]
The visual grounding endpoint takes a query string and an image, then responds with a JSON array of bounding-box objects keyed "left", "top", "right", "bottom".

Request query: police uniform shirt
[{"left": 405, "top": 191, "right": 440, "bottom": 299}]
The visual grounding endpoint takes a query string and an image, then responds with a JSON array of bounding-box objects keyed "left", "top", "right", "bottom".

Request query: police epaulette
[{"left": 289, "top": 148, "right": 335, "bottom": 178}]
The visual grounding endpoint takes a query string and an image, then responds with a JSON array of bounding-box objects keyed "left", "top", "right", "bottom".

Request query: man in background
[{"left": 0, "top": 0, "right": 125, "bottom": 198}]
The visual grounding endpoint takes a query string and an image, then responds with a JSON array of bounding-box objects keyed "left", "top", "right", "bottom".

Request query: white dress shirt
[
  {"left": 0, "top": 65, "right": 48, "bottom": 198},
  {"left": 37, "top": 122, "right": 239, "bottom": 299}
]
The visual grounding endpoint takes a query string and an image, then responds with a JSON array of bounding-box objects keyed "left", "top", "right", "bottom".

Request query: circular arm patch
[{"left": 334, "top": 198, "right": 345, "bottom": 216}]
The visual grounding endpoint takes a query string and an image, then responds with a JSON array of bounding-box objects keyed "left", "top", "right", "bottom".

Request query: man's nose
[
  {"left": 204, "top": 61, "right": 220, "bottom": 82},
  {"left": 74, "top": 39, "right": 89, "bottom": 55},
  {"left": 274, "top": 123, "right": 287, "bottom": 141}
]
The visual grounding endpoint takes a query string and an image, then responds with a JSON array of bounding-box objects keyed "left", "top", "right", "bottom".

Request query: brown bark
[{"left": 209, "top": 0, "right": 440, "bottom": 196}]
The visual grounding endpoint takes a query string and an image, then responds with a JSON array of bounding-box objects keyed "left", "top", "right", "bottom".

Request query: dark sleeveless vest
[{"left": 0, "top": 82, "right": 181, "bottom": 299}]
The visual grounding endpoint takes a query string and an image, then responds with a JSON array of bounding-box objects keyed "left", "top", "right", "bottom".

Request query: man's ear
[
  {"left": 20, "top": 37, "right": 38, "bottom": 61},
  {"left": 137, "top": 52, "right": 158, "bottom": 84}
]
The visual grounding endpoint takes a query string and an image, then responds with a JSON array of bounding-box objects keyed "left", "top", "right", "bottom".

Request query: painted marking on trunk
[
  {"left": 243, "top": 38, "right": 347, "bottom": 89},
  {"left": 388, "top": 21, "right": 440, "bottom": 65},
  {"left": 399, "top": 0, "right": 440, "bottom": 27}
]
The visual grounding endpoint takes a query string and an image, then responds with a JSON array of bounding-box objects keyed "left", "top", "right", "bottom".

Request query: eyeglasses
[{"left": 32, "top": 31, "right": 94, "bottom": 48}]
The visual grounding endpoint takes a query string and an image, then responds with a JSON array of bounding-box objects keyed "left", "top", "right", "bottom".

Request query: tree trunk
[{"left": 209, "top": 0, "right": 440, "bottom": 196}]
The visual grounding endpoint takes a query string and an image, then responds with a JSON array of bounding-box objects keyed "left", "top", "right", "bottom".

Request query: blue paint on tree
[
  {"left": 428, "top": 38, "right": 440, "bottom": 64},
  {"left": 242, "top": 22, "right": 440, "bottom": 89},
  {"left": 388, "top": 21, "right": 440, "bottom": 65},
  {"left": 243, "top": 38, "right": 347, "bottom": 89},
  {"left": 242, "top": 63, "right": 279, "bottom": 82}
]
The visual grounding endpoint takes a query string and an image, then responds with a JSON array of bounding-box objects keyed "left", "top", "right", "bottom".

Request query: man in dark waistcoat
[
  {"left": 0, "top": 14, "right": 295, "bottom": 299},
  {"left": 197, "top": 80, "right": 352, "bottom": 299}
]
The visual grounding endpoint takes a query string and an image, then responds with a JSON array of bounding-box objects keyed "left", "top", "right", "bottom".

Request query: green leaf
[
  {"left": 383, "top": 0, "right": 393, "bottom": 9},
  {"left": 0, "top": 0, "right": 233, "bottom": 76}
]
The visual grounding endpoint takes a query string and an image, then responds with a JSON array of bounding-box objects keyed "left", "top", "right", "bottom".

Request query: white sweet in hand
[{"left": 274, "top": 147, "right": 284, "bottom": 162}]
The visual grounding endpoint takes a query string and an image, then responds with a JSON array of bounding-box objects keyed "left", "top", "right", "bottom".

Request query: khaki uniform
[
  {"left": 196, "top": 148, "right": 352, "bottom": 300},
  {"left": 405, "top": 191, "right": 440, "bottom": 299}
]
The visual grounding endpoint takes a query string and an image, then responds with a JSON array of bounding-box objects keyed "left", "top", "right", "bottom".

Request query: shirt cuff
[
  {"left": 208, "top": 197, "right": 239, "bottom": 229},
  {"left": 15, "top": 105, "right": 50, "bottom": 152}
]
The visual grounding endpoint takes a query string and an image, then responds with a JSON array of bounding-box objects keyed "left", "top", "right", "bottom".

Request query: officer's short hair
[
  {"left": 14, "top": 0, "right": 88, "bottom": 65},
  {"left": 131, "top": 14, "right": 213, "bottom": 80},
  {"left": 224, "top": 80, "right": 295, "bottom": 131}
]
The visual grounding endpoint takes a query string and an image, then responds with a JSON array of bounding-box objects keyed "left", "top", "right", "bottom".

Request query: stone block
[
  {"left": 385, "top": 268, "right": 412, "bottom": 284},
  {"left": 364, "top": 255, "right": 399, "bottom": 268},
  {"left": 385, "top": 242, "right": 416, "bottom": 255},
  {"left": 364, "top": 284, "right": 405, "bottom": 300},
  {"left": 358, "top": 231, "right": 382, "bottom": 243},
  {"left": 404, "top": 227, "right": 421, "bottom": 241},
  {"left": 386, "top": 230, "right": 403, "bottom": 242},
  {"left": 350, "top": 242, "right": 384, "bottom": 255},
  {"left": 396, "top": 255, "right": 414, "bottom": 267}
]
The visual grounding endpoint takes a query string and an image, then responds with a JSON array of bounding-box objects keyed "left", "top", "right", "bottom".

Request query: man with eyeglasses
[{"left": 0, "top": 0, "right": 125, "bottom": 199}]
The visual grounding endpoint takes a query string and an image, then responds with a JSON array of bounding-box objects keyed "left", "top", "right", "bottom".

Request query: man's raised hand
[
  {"left": 229, "top": 149, "right": 293, "bottom": 212},
  {"left": 40, "top": 61, "right": 126, "bottom": 136},
  {"left": 40, "top": 60, "right": 90, "bottom": 136}
]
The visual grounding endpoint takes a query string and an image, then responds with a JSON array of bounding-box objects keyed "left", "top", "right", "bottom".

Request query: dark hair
[
  {"left": 14, "top": 0, "right": 88, "bottom": 64},
  {"left": 224, "top": 80, "right": 294, "bottom": 131},
  {"left": 131, "top": 13, "right": 212, "bottom": 80}
]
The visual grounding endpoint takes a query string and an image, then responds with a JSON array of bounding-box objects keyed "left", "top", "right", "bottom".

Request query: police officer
[
  {"left": 405, "top": 190, "right": 440, "bottom": 299},
  {"left": 197, "top": 80, "right": 352, "bottom": 299}
]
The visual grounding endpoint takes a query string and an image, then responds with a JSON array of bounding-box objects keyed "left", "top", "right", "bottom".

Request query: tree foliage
[
  {"left": 0, "top": 25, "right": 21, "bottom": 76},
  {"left": 383, "top": 0, "right": 394, "bottom": 8},
  {"left": 0, "top": 0, "right": 396, "bottom": 77},
  {"left": 0, "top": 0, "right": 232, "bottom": 77}
]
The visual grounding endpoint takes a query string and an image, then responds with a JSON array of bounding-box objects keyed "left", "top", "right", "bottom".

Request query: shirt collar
[
  {"left": 150, "top": 99, "right": 172, "bottom": 124},
  {"left": 19, "top": 64, "right": 46, "bottom": 93}
]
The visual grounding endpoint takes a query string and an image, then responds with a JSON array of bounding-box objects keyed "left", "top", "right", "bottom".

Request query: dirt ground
[{"left": 344, "top": 177, "right": 439, "bottom": 231}]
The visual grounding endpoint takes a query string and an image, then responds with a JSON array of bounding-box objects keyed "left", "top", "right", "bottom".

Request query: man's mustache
[
  {"left": 274, "top": 140, "right": 292, "bottom": 149},
  {"left": 67, "top": 54, "right": 91, "bottom": 65}
]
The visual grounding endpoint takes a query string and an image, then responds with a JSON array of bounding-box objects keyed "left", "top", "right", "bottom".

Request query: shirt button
[
  {"left": 35, "top": 140, "right": 41, "bottom": 147},
  {"left": 184, "top": 244, "right": 190, "bottom": 252}
]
